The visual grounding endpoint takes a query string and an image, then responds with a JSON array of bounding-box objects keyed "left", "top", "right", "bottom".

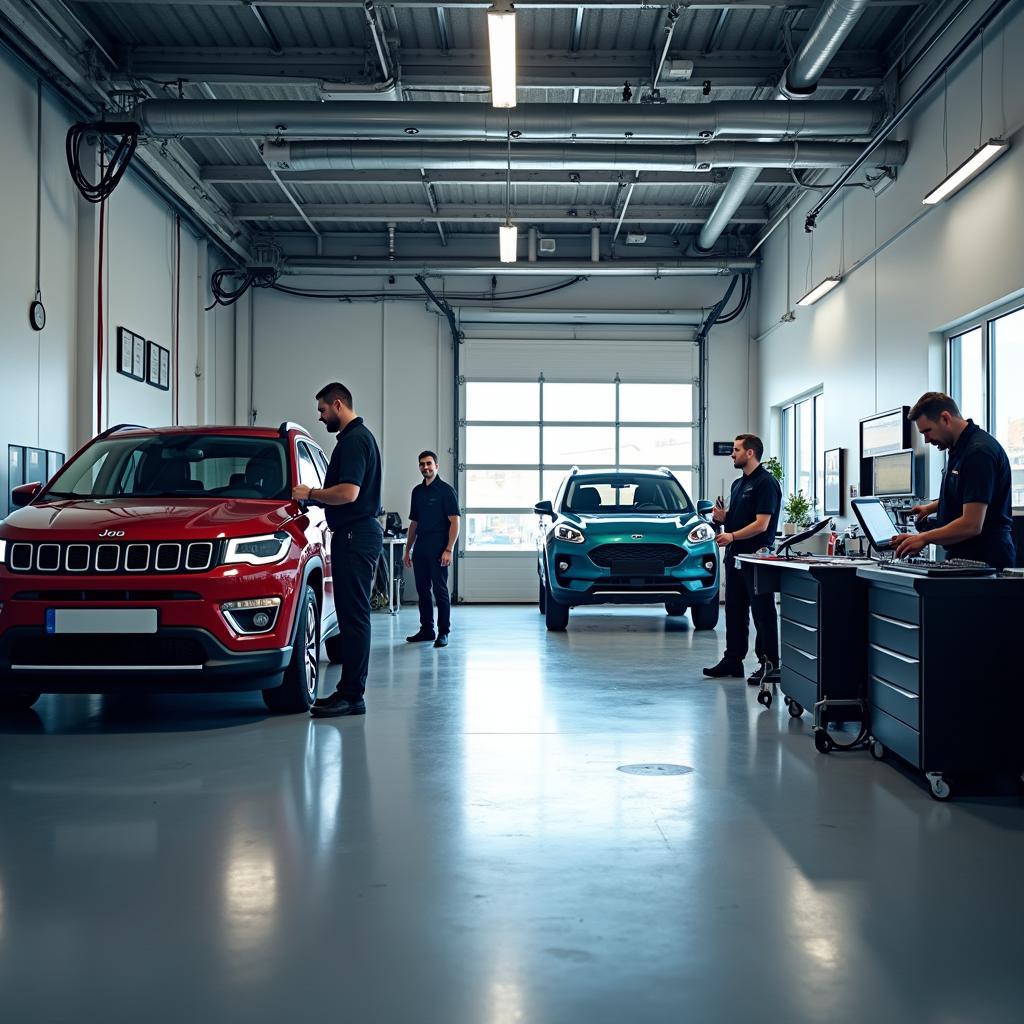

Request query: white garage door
[{"left": 458, "top": 333, "right": 700, "bottom": 603}]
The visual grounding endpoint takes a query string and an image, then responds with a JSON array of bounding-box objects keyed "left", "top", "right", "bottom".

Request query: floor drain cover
[{"left": 617, "top": 764, "right": 693, "bottom": 776}]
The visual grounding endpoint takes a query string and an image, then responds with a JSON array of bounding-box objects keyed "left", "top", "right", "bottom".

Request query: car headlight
[
  {"left": 555, "top": 524, "right": 585, "bottom": 544},
  {"left": 224, "top": 532, "right": 291, "bottom": 566},
  {"left": 688, "top": 523, "right": 715, "bottom": 544}
]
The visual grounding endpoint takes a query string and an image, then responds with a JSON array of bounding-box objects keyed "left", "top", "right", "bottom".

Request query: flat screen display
[
  {"left": 873, "top": 450, "right": 915, "bottom": 497},
  {"left": 851, "top": 498, "right": 899, "bottom": 550},
  {"left": 861, "top": 409, "right": 905, "bottom": 458}
]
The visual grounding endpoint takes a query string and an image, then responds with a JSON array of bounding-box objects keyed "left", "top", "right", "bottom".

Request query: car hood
[
  {"left": 0, "top": 498, "right": 296, "bottom": 540},
  {"left": 563, "top": 512, "right": 701, "bottom": 540}
]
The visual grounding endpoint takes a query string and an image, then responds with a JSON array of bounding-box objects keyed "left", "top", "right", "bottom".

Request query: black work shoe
[
  {"left": 433, "top": 634, "right": 449, "bottom": 648},
  {"left": 702, "top": 657, "right": 745, "bottom": 679},
  {"left": 747, "top": 660, "right": 768, "bottom": 686},
  {"left": 310, "top": 692, "right": 366, "bottom": 718},
  {"left": 406, "top": 629, "right": 436, "bottom": 643}
]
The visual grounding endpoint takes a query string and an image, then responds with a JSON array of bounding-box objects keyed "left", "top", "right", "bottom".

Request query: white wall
[{"left": 754, "top": 0, "right": 1024, "bottom": 522}]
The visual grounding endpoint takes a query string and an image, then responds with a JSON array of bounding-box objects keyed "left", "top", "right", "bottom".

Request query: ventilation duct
[
  {"left": 132, "top": 100, "right": 883, "bottom": 141},
  {"left": 280, "top": 257, "right": 757, "bottom": 277},
  {"left": 262, "top": 140, "right": 906, "bottom": 173}
]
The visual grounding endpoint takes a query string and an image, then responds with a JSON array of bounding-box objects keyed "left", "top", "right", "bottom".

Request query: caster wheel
[
  {"left": 783, "top": 696, "right": 791, "bottom": 707},
  {"left": 788, "top": 701, "right": 804, "bottom": 719},
  {"left": 869, "top": 739, "right": 885, "bottom": 761},
  {"left": 814, "top": 729, "right": 834, "bottom": 754},
  {"left": 757, "top": 690, "right": 773, "bottom": 709},
  {"left": 928, "top": 775, "right": 952, "bottom": 801}
]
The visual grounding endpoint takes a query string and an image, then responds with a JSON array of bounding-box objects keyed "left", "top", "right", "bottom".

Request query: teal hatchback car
[{"left": 534, "top": 468, "right": 720, "bottom": 632}]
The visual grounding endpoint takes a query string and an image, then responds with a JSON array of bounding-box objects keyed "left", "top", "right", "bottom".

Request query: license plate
[
  {"left": 620, "top": 561, "right": 660, "bottom": 576},
  {"left": 46, "top": 609, "right": 159, "bottom": 634}
]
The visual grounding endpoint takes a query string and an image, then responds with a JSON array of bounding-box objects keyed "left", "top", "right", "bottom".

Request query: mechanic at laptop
[{"left": 891, "top": 392, "right": 1015, "bottom": 568}]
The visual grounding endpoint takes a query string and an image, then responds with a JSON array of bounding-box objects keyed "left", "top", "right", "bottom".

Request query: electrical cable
[
  {"left": 174, "top": 214, "right": 181, "bottom": 425},
  {"left": 96, "top": 145, "right": 107, "bottom": 433},
  {"left": 66, "top": 121, "right": 139, "bottom": 203},
  {"left": 268, "top": 276, "right": 586, "bottom": 303}
]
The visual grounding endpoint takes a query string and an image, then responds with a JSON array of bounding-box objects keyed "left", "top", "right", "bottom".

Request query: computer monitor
[
  {"left": 775, "top": 516, "right": 832, "bottom": 556},
  {"left": 850, "top": 497, "right": 900, "bottom": 551},
  {"left": 872, "top": 449, "right": 916, "bottom": 498}
]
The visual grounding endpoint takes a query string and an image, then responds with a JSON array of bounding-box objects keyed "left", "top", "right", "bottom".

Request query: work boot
[
  {"left": 406, "top": 629, "right": 436, "bottom": 643},
  {"left": 702, "top": 657, "right": 745, "bottom": 679},
  {"left": 433, "top": 633, "right": 449, "bottom": 648},
  {"left": 310, "top": 692, "right": 366, "bottom": 718}
]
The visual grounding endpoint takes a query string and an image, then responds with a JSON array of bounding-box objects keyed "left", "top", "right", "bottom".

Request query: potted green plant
[
  {"left": 763, "top": 455, "right": 784, "bottom": 484},
  {"left": 782, "top": 490, "right": 813, "bottom": 535}
]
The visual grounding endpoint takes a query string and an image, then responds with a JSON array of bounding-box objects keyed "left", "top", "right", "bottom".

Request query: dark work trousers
[
  {"left": 412, "top": 536, "right": 451, "bottom": 635},
  {"left": 724, "top": 558, "right": 779, "bottom": 664},
  {"left": 329, "top": 518, "right": 383, "bottom": 701}
]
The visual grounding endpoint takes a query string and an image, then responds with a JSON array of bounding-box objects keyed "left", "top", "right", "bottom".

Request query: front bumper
[{"left": 545, "top": 540, "right": 719, "bottom": 607}]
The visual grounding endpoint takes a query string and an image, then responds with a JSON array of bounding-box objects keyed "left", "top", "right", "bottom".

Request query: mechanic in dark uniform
[
  {"left": 704, "top": 433, "right": 783, "bottom": 683},
  {"left": 292, "top": 381, "right": 383, "bottom": 718},
  {"left": 893, "top": 392, "right": 1015, "bottom": 568},
  {"left": 403, "top": 450, "right": 461, "bottom": 648}
]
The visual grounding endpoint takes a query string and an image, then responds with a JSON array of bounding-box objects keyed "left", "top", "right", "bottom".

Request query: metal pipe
[
  {"left": 695, "top": 0, "right": 872, "bottom": 251},
  {"left": 263, "top": 139, "right": 907, "bottom": 172},
  {"left": 282, "top": 257, "right": 757, "bottom": 276},
  {"left": 613, "top": 175, "right": 638, "bottom": 239},
  {"left": 363, "top": 1, "right": 392, "bottom": 81},
  {"left": 134, "top": 99, "right": 883, "bottom": 140},
  {"left": 528, "top": 226, "right": 538, "bottom": 261},
  {"left": 652, "top": 5, "right": 680, "bottom": 89},
  {"left": 590, "top": 227, "right": 601, "bottom": 262}
]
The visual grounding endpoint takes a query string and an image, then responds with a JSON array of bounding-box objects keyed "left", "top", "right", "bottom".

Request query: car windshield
[
  {"left": 562, "top": 474, "right": 693, "bottom": 514},
  {"left": 43, "top": 434, "right": 290, "bottom": 500}
]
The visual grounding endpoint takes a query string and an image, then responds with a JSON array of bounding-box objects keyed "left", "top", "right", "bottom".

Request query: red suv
[{"left": 0, "top": 423, "right": 338, "bottom": 713}]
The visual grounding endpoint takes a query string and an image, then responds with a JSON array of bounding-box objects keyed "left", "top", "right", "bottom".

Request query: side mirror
[
  {"left": 534, "top": 500, "right": 555, "bottom": 518},
  {"left": 696, "top": 500, "right": 714, "bottom": 518},
  {"left": 12, "top": 482, "right": 41, "bottom": 508}
]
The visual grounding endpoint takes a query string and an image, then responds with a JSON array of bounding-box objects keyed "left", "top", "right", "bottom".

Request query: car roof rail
[
  {"left": 278, "top": 421, "right": 308, "bottom": 438},
  {"left": 657, "top": 466, "right": 672, "bottom": 475},
  {"left": 569, "top": 465, "right": 579, "bottom": 475},
  {"left": 97, "top": 422, "right": 147, "bottom": 440}
]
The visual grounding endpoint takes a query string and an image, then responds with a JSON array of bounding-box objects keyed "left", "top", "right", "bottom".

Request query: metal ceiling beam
[
  {"left": 231, "top": 202, "right": 771, "bottom": 223},
  {"left": 68, "top": 0, "right": 927, "bottom": 9},
  {"left": 118, "top": 47, "right": 885, "bottom": 89},
  {"left": 201, "top": 166, "right": 801, "bottom": 185}
]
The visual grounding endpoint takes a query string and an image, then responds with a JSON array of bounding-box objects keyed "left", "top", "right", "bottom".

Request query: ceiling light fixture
[
  {"left": 499, "top": 222, "right": 518, "bottom": 263},
  {"left": 922, "top": 138, "right": 1009, "bottom": 205},
  {"left": 796, "top": 276, "right": 842, "bottom": 307},
  {"left": 488, "top": 1, "right": 517, "bottom": 109}
]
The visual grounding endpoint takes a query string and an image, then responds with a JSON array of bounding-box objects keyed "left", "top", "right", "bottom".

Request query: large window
[
  {"left": 462, "top": 380, "right": 697, "bottom": 551},
  {"left": 779, "top": 391, "right": 824, "bottom": 511},
  {"left": 948, "top": 303, "right": 1024, "bottom": 507}
]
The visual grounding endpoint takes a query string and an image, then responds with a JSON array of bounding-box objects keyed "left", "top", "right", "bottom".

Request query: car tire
[
  {"left": 0, "top": 692, "right": 41, "bottom": 712},
  {"left": 544, "top": 583, "right": 569, "bottom": 631},
  {"left": 690, "top": 599, "right": 720, "bottom": 630},
  {"left": 538, "top": 575, "right": 547, "bottom": 613},
  {"left": 664, "top": 598, "right": 688, "bottom": 616},
  {"left": 263, "top": 585, "right": 320, "bottom": 713}
]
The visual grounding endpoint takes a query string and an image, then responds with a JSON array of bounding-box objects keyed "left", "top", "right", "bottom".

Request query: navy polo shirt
[
  {"left": 410, "top": 477, "right": 460, "bottom": 542},
  {"left": 322, "top": 417, "right": 382, "bottom": 531},
  {"left": 937, "top": 420, "right": 1015, "bottom": 567},
  {"left": 725, "top": 464, "right": 782, "bottom": 557}
]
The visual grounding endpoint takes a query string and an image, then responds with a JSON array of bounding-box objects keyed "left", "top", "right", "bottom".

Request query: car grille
[
  {"left": 10, "top": 635, "right": 208, "bottom": 667},
  {"left": 589, "top": 544, "right": 686, "bottom": 569},
  {"left": 5, "top": 541, "right": 222, "bottom": 576}
]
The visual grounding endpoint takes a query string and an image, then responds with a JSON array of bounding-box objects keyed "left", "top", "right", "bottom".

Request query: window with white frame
[
  {"left": 948, "top": 302, "right": 1024, "bottom": 507},
  {"left": 779, "top": 391, "right": 825, "bottom": 510},
  {"left": 462, "top": 379, "right": 698, "bottom": 551}
]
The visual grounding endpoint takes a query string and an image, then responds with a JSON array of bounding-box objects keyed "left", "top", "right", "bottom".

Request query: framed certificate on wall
[
  {"left": 147, "top": 340, "right": 161, "bottom": 386},
  {"left": 158, "top": 347, "right": 170, "bottom": 390},
  {"left": 132, "top": 334, "right": 146, "bottom": 380},
  {"left": 117, "top": 327, "right": 139, "bottom": 379}
]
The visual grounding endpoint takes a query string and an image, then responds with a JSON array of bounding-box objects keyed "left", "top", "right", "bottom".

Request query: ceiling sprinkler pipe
[{"left": 591, "top": 227, "right": 601, "bottom": 263}]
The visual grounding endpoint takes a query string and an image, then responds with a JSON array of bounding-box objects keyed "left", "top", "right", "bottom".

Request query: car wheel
[
  {"left": 690, "top": 599, "right": 720, "bottom": 630},
  {"left": 0, "top": 692, "right": 41, "bottom": 712},
  {"left": 538, "top": 575, "right": 547, "bottom": 613},
  {"left": 544, "top": 583, "right": 569, "bottom": 631},
  {"left": 665, "top": 598, "right": 688, "bottom": 616},
  {"left": 263, "top": 585, "right": 320, "bottom": 713}
]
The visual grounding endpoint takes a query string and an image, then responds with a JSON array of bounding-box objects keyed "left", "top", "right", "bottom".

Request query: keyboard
[{"left": 879, "top": 557, "right": 996, "bottom": 577}]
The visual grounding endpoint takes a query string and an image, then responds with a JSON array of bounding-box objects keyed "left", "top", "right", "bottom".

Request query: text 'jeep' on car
[
  {"left": 535, "top": 468, "right": 720, "bottom": 631},
  {"left": 0, "top": 423, "right": 339, "bottom": 713}
]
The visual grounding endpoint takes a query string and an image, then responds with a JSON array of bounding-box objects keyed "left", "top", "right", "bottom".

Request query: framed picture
[
  {"left": 117, "top": 327, "right": 139, "bottom": 378},
  {"left": 824, "top": 447, "right": 845, "bottom": 516},
  {"left": 147, "top": 340, "right": 162, "bottom": 387},
  {"left": 26, "top": 447, "right": 46, "bottom": 485},
  {"left": 132, "top": 334, "right": 146, "bottom": 380},
  {"left": 46, "top": 450, "right": 65, "bottom": 478},
  {"left": 158, "top": 347, "right": 170, "bottom": 390}
]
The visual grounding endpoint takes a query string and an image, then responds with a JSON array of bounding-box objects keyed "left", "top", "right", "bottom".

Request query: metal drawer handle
[
  {"left": 783, "top": 618, "right": 815, "bottom": 632},
  {"left": 870, "top": 643, "right": 919, "bottom": 665},
  {"left": 786, "top": 644, "right": 818, "bottom": 661},
  {"left": 870, "top": 674, "right": 918, "bottom": 699},
  {"left": 786, "top": 595, "right": 815, "bottom": 606},
  {"left": 871, "top": 613, "right": 919, "bottom": 630}
]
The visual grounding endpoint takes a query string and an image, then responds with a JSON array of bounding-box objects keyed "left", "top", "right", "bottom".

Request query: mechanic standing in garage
[
  {"left": 403, "top": 451, "right": 461, "bottom": 648},
  {"left": 292, "top": 382, "right": 382, "bottom": 718},
  {"left": 703, "top": 434, "right": 782, "bottom": 685}
]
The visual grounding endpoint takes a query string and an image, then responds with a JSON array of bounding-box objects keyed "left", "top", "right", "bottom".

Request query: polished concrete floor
[{"left": 1, "top": 606, "right": 1022, "bottom": 1023}]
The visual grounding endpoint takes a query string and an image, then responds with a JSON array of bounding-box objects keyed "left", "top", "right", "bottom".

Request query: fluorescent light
[
  {"left": 922, "top": 139, "right": 1009, "bottom": 205},
  {"left": 499, "top": 221, "right": 518, "bottom": 263},
  {"left": 488, "top": 2, "right": 517, "bottom": 109},
  {"left": 796, "top": 275, "right": 842, "bottom": 307}
]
